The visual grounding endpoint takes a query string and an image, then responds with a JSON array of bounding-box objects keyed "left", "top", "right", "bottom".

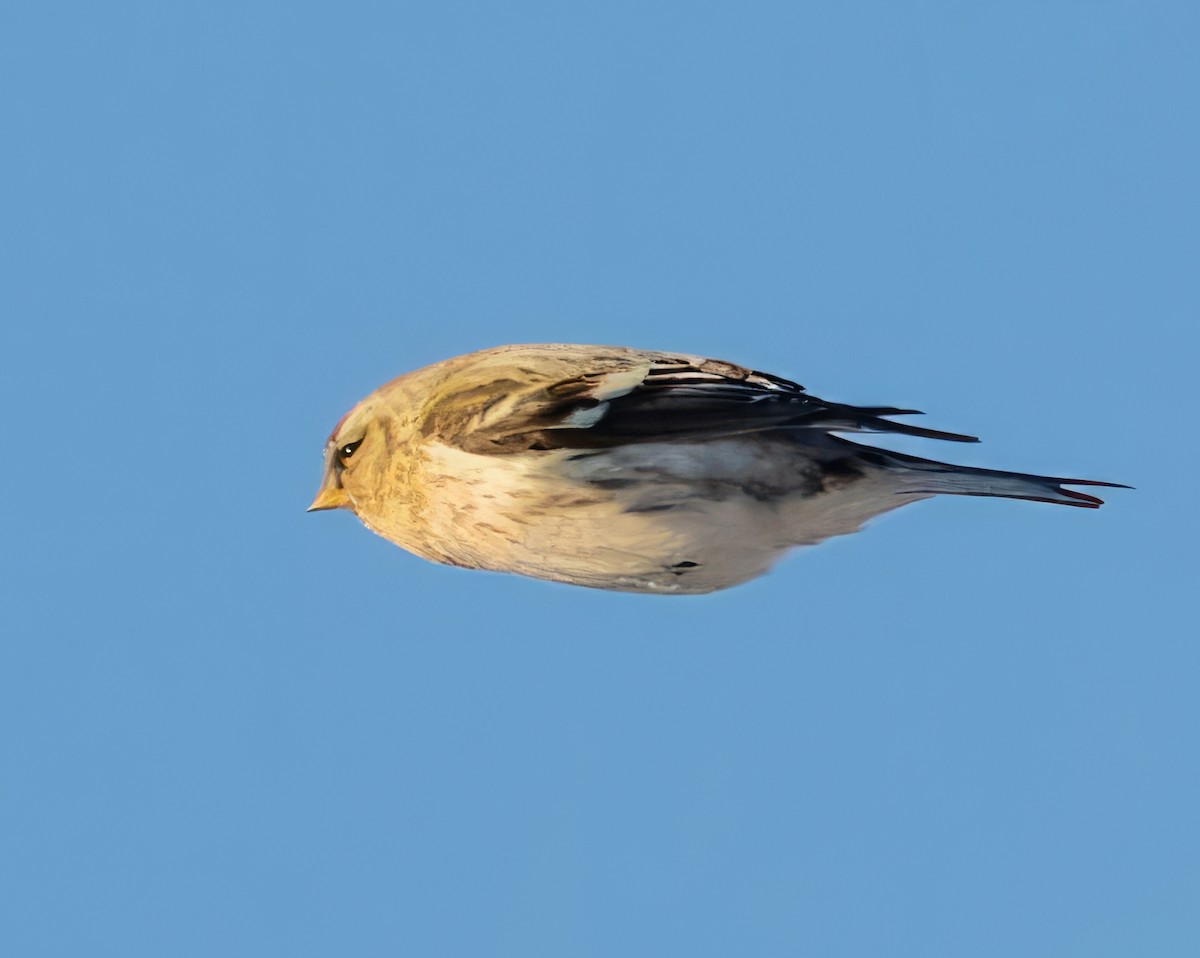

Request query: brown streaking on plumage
[{"left": 308, "top": 343, "right": 1126, "bottom": 594}]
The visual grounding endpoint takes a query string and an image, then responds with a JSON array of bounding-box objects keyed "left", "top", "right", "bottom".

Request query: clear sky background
[{"left": 2, "top": 2, "right": 1197, "bottom": 956}]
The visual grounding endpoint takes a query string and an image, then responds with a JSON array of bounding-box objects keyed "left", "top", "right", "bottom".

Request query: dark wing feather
[{"left": 526, "top": 357, "right": 979, "bottom": 450}]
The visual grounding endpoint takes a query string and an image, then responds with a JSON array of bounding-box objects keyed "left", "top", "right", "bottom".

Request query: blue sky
[{"left": 2, "top": 2, "right": 1197, "bottom": 955}]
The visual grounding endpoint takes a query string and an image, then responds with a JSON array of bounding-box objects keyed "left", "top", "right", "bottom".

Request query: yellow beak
[
  {"left": 307, "top": 472, "right": 350, "bottom": 512},
  {"left": 307, "top": 487, "right": 349, "bottom": 511}
]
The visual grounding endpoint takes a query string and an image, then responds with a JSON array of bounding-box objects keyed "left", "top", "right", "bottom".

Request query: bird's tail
[{"left": 838, "top": 439, "right": 1130, "bottom": 508}]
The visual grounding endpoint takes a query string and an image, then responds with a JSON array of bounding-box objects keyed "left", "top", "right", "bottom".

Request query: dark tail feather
[
  {"left": 840, "top": 440, "right": 1131, "bottom": 509},
  {"left": 930, "top": 477, "right": 1128, "bottom": 509}
]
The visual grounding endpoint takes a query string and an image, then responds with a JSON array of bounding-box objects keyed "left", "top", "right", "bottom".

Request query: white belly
[{"left": 374, "top": 440, "right": 925, "bottom": 594}]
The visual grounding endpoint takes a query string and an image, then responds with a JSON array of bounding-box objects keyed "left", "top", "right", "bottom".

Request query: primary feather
[{"left": 309, "top": 344, "right": 1125, "bottom": 594}]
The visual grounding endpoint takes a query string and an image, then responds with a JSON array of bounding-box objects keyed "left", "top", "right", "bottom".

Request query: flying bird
[{"left": 309, "top": 344, "right": 1124, "bottom": 594}]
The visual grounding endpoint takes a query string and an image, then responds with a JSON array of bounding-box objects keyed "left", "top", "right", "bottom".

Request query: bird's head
[{"left": 307, "top": 402, "right": 375, "bottom": 513}]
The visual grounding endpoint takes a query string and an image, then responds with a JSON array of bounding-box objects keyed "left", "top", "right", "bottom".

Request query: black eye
[{"left": 337, "top": 439, "right": 363, "bottom": 461}]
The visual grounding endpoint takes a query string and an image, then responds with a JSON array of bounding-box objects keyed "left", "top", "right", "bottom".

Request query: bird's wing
[{"left": 423, "top": 348, "right": 979, "bottom": 454}]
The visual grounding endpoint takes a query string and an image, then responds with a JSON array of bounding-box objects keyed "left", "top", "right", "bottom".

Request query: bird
[{"left": 308, "top": 343, "right": 1125, "bottom": 594}]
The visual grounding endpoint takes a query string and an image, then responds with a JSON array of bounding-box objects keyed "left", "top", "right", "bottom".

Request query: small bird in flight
[{"left": 309, "top": 344, "right": 1124, "bottom": 594}]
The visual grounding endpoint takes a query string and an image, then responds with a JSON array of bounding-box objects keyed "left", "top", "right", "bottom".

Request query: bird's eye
[{"left": 337, "top": 439, "right": 363, "bottom": 461}]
